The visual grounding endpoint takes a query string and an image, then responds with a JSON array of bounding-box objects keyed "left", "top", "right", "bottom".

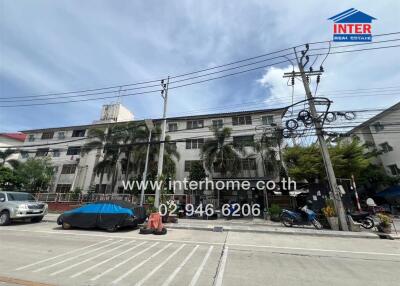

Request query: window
[
  {"left": 0, "top": 193, "right": 5, "bottom": 201},
  {"left": 242, "top": 158, "right": 257, "bottom": 170},
  {"left": 186, "top": 138, "right": 204, "bottom": 149},
  {"left": 380, "top": 142, "right": 393, "bottom": 153},
  {"left": 168, "top": 123, "right": 178, "bottom": 132},
  {"left": 212, "top": 119, "right": 223, "bottom": 129},
  {"left": 53, "top": 149, "right": 60, "bottom": 157},
  {"left": 41, "top": 131, "right": 54, "bottom": 140},
  {"left": 72, "top": 129, "right": 86, "bottom": 137},
  {"left": 233, "top": 135, "right": 254, "bottom": 147},
  {"left": 262, "top": 115, "right": 274, "bottom": 125},
  {"left": 67, "top": 146, "right": 81, "bottom": 155},
  {"left": 232, "top": 115, "right": 252, "bottom": 125},
  {"left": 186, "top": 120, "right": 204, "bottom": 129},
  {"left": 373, "top": 122, "right": 384, "bottom": 132},
  {"left": 28, "top": 134, "right": 35, "bottom": 142},
  {"left": 61, "top": 164, "right": 77, "bottom": 174},
  {"left": 184, "top": 160, "right": 201, "bottom": 172},
  {"left": 58, "top": 132, "right": 65, "bottom": 139},
  {"left": 21, "top": 151, "right": 29, "bottom": 159},
  {"left": 36, "top": 148, "right": 49, "bottom": 157},
  {"left": 56, "top": 184, "right": 72, "bottom": 193}
]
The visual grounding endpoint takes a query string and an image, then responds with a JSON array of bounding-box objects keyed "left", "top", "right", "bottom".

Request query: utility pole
[
  {"left": 140, "top": 119, "right": 154, "bottom": 206},
  {"left": 292, "top": 45, "right": 348, "bottom": 231},
  {"left": 155, "top": 77, "right": 169, "bottom": 208}
]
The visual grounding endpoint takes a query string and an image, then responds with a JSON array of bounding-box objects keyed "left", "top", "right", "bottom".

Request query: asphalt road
[{"left": 0, "top": 219, "right": 400, "bottom": 286}]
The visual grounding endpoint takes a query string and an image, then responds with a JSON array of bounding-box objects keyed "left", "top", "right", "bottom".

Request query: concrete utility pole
[
  {"left": 140, "top": 119, "right": 154, "bottom": 206},
  {"left": 155, "top": 77, "right": 169, "bottom": 208},
  {"left": 293, "top": 45, "right": 348, "bottom": 231}
]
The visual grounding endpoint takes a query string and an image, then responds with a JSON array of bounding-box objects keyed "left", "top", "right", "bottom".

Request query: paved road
[{"left": 0, "top": 220, "right": 399, "bottom": 286}]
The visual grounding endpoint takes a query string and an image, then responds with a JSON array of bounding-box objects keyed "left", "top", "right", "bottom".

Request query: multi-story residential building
[
  {"left": 348, "top": 101, "right": 400, "bottom": 177},
  {"left": 18, "top": 103, "right": 286, "bottom": 204},
  {"left": 0, "top": 133, "right": 26, "bottom": 167}
]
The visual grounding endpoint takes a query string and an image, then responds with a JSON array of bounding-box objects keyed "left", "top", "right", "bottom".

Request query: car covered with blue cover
[{"left": 57, "top": 200, "right": 146, "bottom": 232}]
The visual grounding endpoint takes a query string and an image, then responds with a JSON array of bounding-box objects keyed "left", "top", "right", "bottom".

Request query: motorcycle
[
  {"left": 281, "top": 205, "right": 323, "bottom": 230},
  {"left": 348, "top": 211, "right": 375, "bottom": 229}
]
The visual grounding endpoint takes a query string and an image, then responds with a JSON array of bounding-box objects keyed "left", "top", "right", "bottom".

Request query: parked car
[
  {"left": 0, "top": 191, "right": 48, "bottom": 226},
  {"left": 57, "top": 200, "right": 146, "bottom": 232}
]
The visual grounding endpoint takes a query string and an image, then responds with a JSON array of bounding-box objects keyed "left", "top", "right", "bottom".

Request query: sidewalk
[
  {"left": 46, "top": 213, "right": 399, "bottom": 239},
  {"left": 164, "top": 218, "right": 380, "bottom": 239}
]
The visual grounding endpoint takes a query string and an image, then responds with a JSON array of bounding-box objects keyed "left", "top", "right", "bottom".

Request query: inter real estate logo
[{"left": 328, "top": 8, "right": 376, "bottom": 42}]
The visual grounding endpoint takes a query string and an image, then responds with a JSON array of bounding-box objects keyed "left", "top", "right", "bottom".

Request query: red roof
[{"left": 0, "top": 133, "right": 27, "bottom": 142}]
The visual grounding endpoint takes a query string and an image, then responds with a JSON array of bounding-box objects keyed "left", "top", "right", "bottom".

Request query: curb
[{"left": 165, "top": 224, "right": 380, "bottom": 239}]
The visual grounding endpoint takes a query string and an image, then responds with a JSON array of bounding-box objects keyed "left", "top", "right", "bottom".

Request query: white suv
[{"left": 0, "top": 191, "right": 48, "bottom": 226}]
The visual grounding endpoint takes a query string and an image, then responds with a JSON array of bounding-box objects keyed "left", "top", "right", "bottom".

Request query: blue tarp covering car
[{"left": 57, "top": 200, "right": 146, "bottom": 232}]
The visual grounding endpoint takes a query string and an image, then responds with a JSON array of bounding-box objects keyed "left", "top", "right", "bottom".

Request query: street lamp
[{"left": 140, "top": 119, "right": 154, "bottom": 206}]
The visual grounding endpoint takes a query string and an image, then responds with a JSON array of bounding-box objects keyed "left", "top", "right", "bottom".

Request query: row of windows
[
  {"left": 168, "top": 115, "right": 274, "bottom": 132},
  {"left": 184, "top": 136, "right": 255, "bottom": 150},
  {"left": 28, "top": 129, "right": 86, "bottom": 142},
  {"left": 21, "top": 146, "right": 81, "bottom": 158},
  {"left": 184, "top": 159, "right": 257, "bottom": 172}
]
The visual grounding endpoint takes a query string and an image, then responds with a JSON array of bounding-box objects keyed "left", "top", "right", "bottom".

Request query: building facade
[
  {"left": 17, "top": 103, "right": 286, "bottom": 202},
  {"left": 0, "top": 133, "right": 26, "bottom": 167},
  {"left": 348, "top": 101, "right": 400, "bottom": 177}
]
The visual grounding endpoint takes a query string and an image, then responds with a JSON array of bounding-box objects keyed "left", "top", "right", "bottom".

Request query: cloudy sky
[{"left": 1, "top": 0, "right": 399, "bottom": 132}]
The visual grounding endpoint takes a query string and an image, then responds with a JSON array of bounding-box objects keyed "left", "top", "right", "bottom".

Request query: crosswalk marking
[
  {"left": 90, "top": 242, "right": 159, "bottom": 281},
  {"left": 33, "top": 240, "right": 123, "bottom": 273},
  {"left": 161, "top": 245, "right": 199, "bottom": 286},
  {"left": 112, "top": 243, "right": 173, "bottom": 284},
  {"left": 70, "top": 241, "right": 146, "bottom": 278},
  {"left": 215, "top": 246, "right": 229, "bottom": 286},
  {"left": 50, "top": 240, "right": 135, "bottom": 276},
  {"left": 135, "top": 244, "right": 186, "bottom": 286},
  {"left": 189, "top": 245, "right": 214, "bottom": 286},
  {"left": 15, "top": 239, "right": 112, "bottom": 271}
]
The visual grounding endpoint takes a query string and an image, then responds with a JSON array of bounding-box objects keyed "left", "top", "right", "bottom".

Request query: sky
[{"left": 1, "top": 0, "right": 400, "bottom": 132}]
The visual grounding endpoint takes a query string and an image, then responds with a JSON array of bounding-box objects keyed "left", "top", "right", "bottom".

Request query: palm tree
[
  {"left": 82, "top": 124, "right": 126, "bottom": 193},
  {"left": 200, "top": 127, "right": 241, "bottom": 177},
  {"left": 252, "top": 133, "right": 281, "bottom": 179},
  {"left": 200, "top": 127, "right": 241, "bottom": 207},
  {"left": 0, "top": 149, "right": 18, "bottom": 167}
]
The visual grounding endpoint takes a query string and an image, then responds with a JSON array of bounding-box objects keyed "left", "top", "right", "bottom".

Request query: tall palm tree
[
  {"left": 82, "top": 124, "right": 125, "bottom": 193},
  {"left": 200, "top": 127, "right": 241, "bottom": 177},
  {"left": 252, "top": 133, "right": 281, "bottom": 178}
]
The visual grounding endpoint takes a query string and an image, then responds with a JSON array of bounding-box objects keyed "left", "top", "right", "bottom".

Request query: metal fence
[{"left": 35, "top": 193, "right": 187, "bottom": 204}]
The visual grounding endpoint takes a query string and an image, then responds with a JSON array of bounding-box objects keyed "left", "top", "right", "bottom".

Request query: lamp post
[{"left": 140, "top": 119, "right": 154, "bottom": 206}]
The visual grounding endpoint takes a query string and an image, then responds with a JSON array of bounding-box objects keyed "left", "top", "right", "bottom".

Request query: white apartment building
[
  {"left": 348, "top": 101, "right": 400, "bottom": 177},
  {"left": 18, "top": 103, "right": 286, "bottom": 202},
  {"left": 0, "top": 133, "right": 26, "bottom": 167}
]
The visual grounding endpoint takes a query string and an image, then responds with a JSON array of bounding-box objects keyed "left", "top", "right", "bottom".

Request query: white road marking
[
  {"left": 161, "top": 245, "right": 199, "bottom": 286},
  {"left": 188, "top": 245, "right": 214, "bottom": 286},
  {"left": 15, "top": 239, "right": 112, "bottom": 270},
  {"left": 33, "top": 239, "right": 122, "bottom": 273},
  {"left": 71, "top": 241, "right": 146, "bottom": 278},
  {"left": 3, "top": 228, "right": 400, "bottom": 257},
  {"left": 112, "top": 243, "right": 173, "bottom": 285},
  {"left": 50, "top": 240, "right": 135, "bottom": 276},
  {"left": 90, "top": 242, "right": 159, "bottom": 281},
  {"left": 135, "top": 244, "right": 186, "bottom": 286},
  {"left": 215, "top": 246, "right": 229, "bottom": 286}
]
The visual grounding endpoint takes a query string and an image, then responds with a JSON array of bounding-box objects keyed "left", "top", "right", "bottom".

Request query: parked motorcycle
[
  {"left": 281, "top": 205, "right": 323, "bottom": 230},
  {"left": 348, "top": 211, "right": 375, "bottom": 229}
]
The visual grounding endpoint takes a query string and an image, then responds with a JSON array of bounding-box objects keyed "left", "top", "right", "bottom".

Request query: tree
[
  {"left": 0, "top": 166, "right": 23, "bottom": 190},
  {"left": 283, "top": 138, "right": 397, "bottom": 190},
  {"left": 189, "top": 161, "right": 206, "bottom": 182},
  {"left": 252, "top": 132, "right": 282, "bottom": 178},
  {"left": 15, "top": 158, "right": 54, "bottom": 192},
  {"left": 200, "top": 127, "right": 241, "bottom": 177}
]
